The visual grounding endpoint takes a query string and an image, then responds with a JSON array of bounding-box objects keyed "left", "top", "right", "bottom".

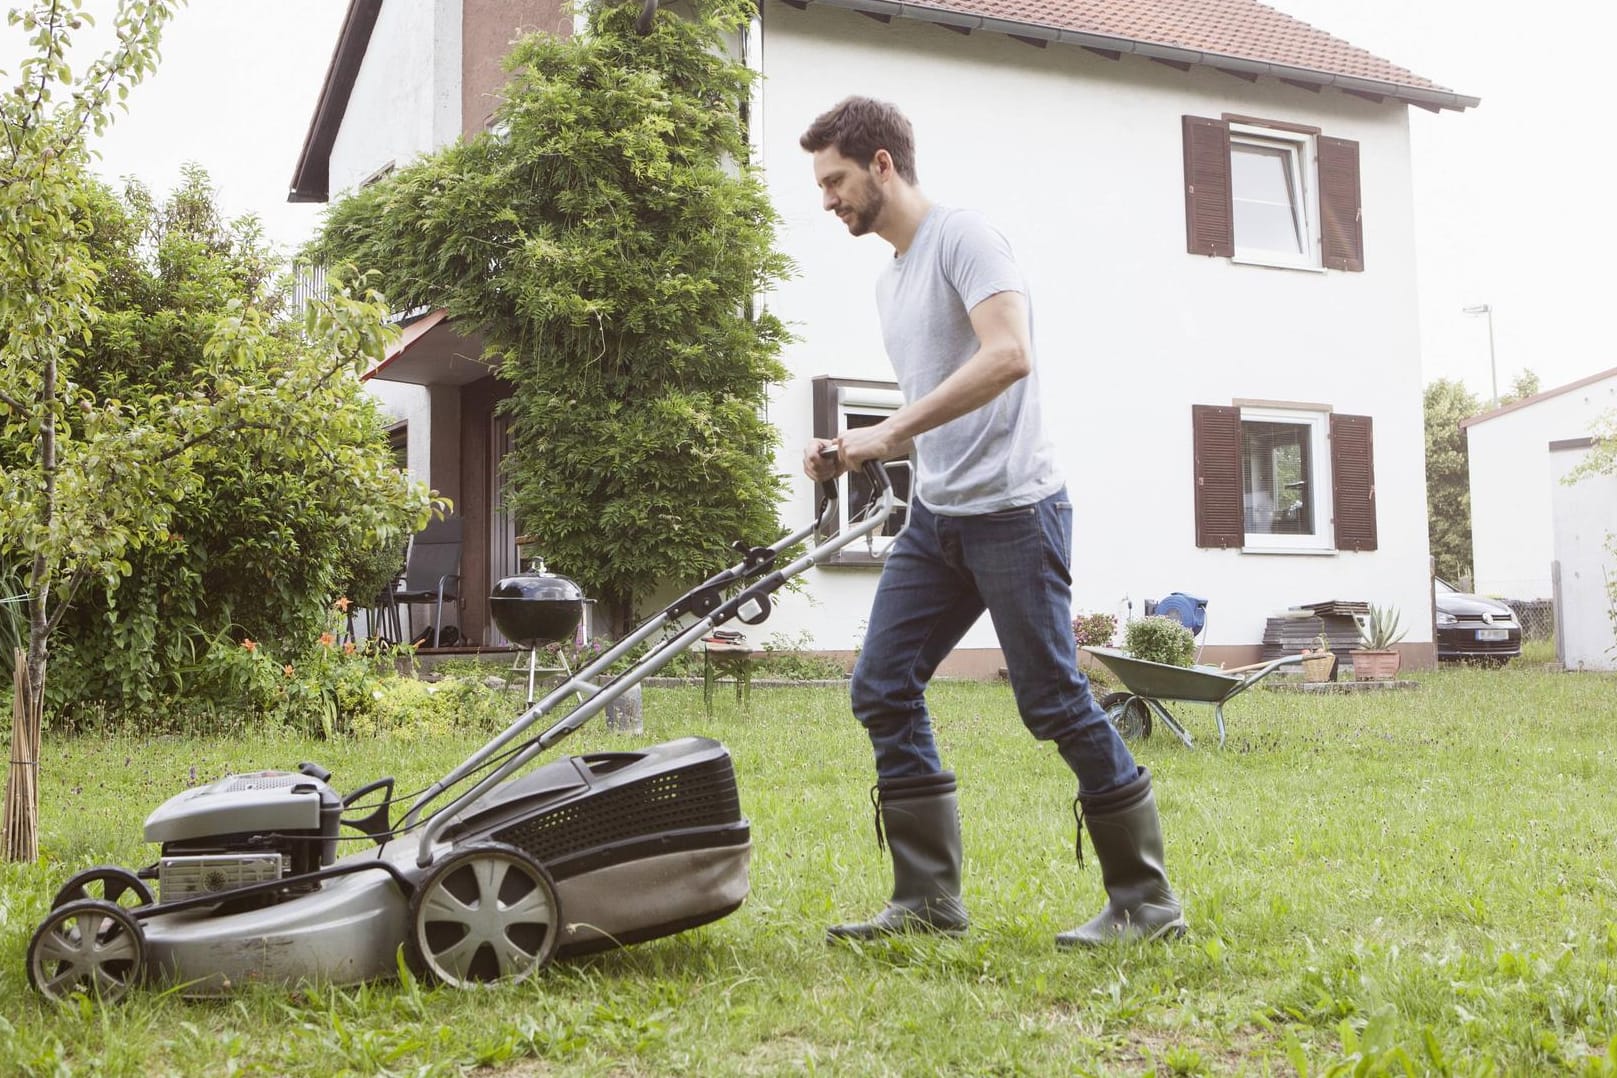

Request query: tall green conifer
[{"left": 316, "top": 0, "right": 790, "bottom": 631}]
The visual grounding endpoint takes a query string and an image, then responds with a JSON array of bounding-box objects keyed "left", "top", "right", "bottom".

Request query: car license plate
[{"left": 1477, "top": 629, "right": 1508, "bottom": 642}]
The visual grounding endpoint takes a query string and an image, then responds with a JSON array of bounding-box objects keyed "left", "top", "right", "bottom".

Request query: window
[
  {"left": 811, "top": 376, "right": 912, "bottom": 560},
  {"left": 1238, "top": 408, "right": 1330, "bottom": 550},
  {"left": 1192, "top": 404, "right": 1377, "bottom": 552},
  {"left": 1183, "top": 115, "right": 1363, "bottom": 272},
  {"left": 359, "top": 160, "right": 396, "bottom": 189},
  {"left": 386, "top": 422, "right": 408, "bottom": 471},
  {"left": 1230, "top": 126, "right": 1315, "bottom": 267}
]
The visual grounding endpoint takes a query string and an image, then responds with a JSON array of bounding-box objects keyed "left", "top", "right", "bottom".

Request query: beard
[{"left": 839, "top": 183, "right": 884, "bottom": 236}]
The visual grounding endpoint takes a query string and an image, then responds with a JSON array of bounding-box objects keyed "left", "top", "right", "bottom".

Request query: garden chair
[{"left": 395, "top": 517, "right": 463, "bottom": 648}]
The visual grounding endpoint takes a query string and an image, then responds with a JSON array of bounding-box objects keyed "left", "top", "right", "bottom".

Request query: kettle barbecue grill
[{"left": 491, "top": 547, "right": 587, "bottom": 702}]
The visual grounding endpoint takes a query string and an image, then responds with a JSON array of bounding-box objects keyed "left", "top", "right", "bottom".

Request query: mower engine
[{"left": 143, "top": 765, "right": 343, "bottom": 902}]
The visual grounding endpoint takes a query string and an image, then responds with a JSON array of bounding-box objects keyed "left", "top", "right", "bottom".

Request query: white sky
[{"left": 5, "top": 0, "right": 1612, "bottom": 402}]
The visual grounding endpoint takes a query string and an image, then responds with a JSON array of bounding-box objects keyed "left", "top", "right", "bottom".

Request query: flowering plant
[
  {"left": 210, "top": 599, "right": 411, "bottom": 737},
  {"left": 1072, "top": 611, "right": 1119, "bottom": 650}
]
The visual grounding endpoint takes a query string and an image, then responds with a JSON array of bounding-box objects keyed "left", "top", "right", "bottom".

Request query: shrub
[
  {"left": 1072, "top": 611, "right": 1118, "bottom": 650},
  {"left": 348, "top": 675, "right": 515, "bottom": 740},
  {"left": 32, "top": 171, "right": 430, "bottom": 724},
  {"left": 1124, "top": 616, "right": 1196, "bottom": 667},
  {"left": 196, "top": 605, "right": 415, "bottom": 738},
  {"left": 314, "top": 0, "right": 789, "bottom": 635},
  {"left": 757, "top": 632, "right": 846, "bottom": 681}
]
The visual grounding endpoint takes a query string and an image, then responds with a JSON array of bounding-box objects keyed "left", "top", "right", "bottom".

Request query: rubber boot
[
  {"left": 827, "top": 771, "right": 969, "bottom": 941},
  {"left": 1056, "top": 767, "right": 1186, "bottom": 947}
]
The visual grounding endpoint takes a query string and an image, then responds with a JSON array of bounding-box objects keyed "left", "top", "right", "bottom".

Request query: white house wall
[
  {"left": 1550, "top": 442, "right": 1617, "bottom": 671},
  {"left": 755, "top": 2, "right": 1433, "bottom": 657},
  {"left": 328, "top": 0, "right": 464, "bottom": 196},
  {"left": 1467, "top": 372, "right": 1617, "bottom": 600},
  {"left": 367, "top": 380, "right": 432, "bottom": 479},
  {"left": 329, "top": 0, "right": 466, "bottom": 502}
]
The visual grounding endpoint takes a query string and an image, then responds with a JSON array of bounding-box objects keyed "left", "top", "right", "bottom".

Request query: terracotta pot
[{"left": 1350, "top": 648, "right": 1401, "bottom": 681}]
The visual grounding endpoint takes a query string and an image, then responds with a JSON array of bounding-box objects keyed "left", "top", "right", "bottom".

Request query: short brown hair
[{"left": 799, "top": 96, "right": 918, "bottom": 184}]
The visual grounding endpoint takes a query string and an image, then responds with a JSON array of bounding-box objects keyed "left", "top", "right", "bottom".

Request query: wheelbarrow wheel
[{"left": 1099, "top": 692, "right": 1152, "bottom": 740}]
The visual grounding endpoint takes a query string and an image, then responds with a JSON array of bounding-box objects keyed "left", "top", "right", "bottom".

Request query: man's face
[{"left": 813, "top": 147, "right": 885, "bottom": 237}]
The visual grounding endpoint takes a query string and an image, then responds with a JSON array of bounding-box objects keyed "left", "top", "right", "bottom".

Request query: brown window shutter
[
  {"left": 1193, "top": 404, "right": 1243, "bottom": 548},
  {"left": 811, "top": 375, "right": 839, "bottom": 441},
  {"left": 1319, "top": 136, "right": 1364, "bottom": 272},
  {"left": 1331, "top": 413, "right": 1377, "bottom": 550},
  {"left": 1182, "top": 116, "right": 1233, "bottom": 257}
]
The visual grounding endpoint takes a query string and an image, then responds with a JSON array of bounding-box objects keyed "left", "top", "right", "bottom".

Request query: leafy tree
[
  {"left": 314, "top": 0, "right": 790, "bottom": 632},
  {"left": 1, "top": 0, "right": 427, "bottom": 859},
  {"left": 1564, "top": 408, "right": 1617, "bottom": 647},
  {"left": 1571, "top": 410, "right": 1617, "bottom": 478},
  {"left": 37, "top": 168, "right": 431, "bottom": 717},
  {"left": 1424, "top": 378, "right": 1480, "bottom": 582},
  {"left": 1499, "top": 369, "right": 1541, "bottom": 407}
]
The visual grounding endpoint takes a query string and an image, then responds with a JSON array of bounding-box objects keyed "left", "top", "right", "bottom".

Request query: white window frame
[
  {"left": 1229, "top": 123, "right": 1322, "bottom": 272},
  {"left": 359, "top": 160, "right": 396, "bottom": 189},
  {"left": 829, "top": 383, "right": 910, "bottom": 558},
  {"left": 1239, "top": 406, "right": 1333, "bottom": 553}
]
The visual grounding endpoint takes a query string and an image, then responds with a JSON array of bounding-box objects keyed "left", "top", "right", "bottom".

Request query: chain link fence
[{"left": 1505, "top": 599, "right": 1556, "bottom": 641}]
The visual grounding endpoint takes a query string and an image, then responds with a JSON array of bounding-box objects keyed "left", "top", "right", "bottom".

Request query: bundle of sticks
[{"left": 3, "top": 649, "right": 40, "bottom": 863}]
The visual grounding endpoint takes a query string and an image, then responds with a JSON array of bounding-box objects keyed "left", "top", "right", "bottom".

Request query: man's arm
[{"left": 834, "top": 289, "right": 1031, "bottom": 467}]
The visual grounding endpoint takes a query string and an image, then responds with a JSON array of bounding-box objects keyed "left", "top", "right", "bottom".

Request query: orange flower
[
  {"left": 342, "top": 641, "right": 357, "bottom": 656},
  {"left": 334, "top": 596, "right": 353, "bottom": 612},
  {"left": 318, "top": 632, "right": 336, "bottom": 648},
  {"left": 283, "top": 664, "right": 296, "bottom": 677},
  {"left": 241, "top": 639, "right": 257, "bottom": 653}
]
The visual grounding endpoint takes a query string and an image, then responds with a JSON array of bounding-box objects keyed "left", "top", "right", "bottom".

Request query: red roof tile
[{"left": 852, "top": 0, "right": 1473, "bottom": 108}]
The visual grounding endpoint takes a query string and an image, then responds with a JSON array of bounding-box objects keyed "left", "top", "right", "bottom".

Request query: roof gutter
[
  {"left": 287, "top": 0, "right": 384, "bottom": 204},
  {"left": 800, "top": 0, "right": 1481, "bottom": 113}
]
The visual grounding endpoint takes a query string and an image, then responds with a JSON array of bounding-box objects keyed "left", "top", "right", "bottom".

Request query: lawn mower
[{"left": 26, "top": 454, "right": 893, "bottom": 1002}]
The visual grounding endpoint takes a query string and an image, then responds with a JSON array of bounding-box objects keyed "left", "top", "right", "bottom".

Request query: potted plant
[
  {"left": 1072, "top": 611, "right": 1118, "bottom": 652},
  {"left": 1350, "top": 604, "right": 1406, "bottom": 680},
  {"left": 1123, "top": 616, "right": 1196, "bottom": 668},
  {"left": 1300, "top": 631, "right": 1336, "bottom": 682}
]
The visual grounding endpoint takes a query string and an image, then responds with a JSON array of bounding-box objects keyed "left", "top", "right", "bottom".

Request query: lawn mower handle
[
  {"left": 403, "top": 457, "right": 895, "bottom": 853},
  {"left": 815, "top": 444, "right": 890, "bottom": 532}
]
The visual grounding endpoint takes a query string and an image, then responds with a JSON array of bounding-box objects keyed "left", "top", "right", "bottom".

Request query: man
[{"left": 799, "top": 96, "right": 1184, "bottom": 948}]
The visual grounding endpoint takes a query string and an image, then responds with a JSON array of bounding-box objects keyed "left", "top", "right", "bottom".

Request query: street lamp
[{"left": 1461, "top": 303, "right": 1498, "bottom": 407}]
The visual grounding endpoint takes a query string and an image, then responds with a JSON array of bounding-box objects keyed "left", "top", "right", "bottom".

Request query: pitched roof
[
  {"left": 288, "top": 0, "right": 382, "bottom": 203},
  {"left": 1460, "top": 366, "right": 1617, "bottom": 430},
  {"left": 804, "top": 0, "right": 1477, "bottom": 111},
  {"left": 292, "top": 0, "right": 1475, "bottom": 202}
]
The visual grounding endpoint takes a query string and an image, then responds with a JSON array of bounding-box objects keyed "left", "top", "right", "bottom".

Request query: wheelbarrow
[{"left": 1081, "top": 647, "right": 1305, "bottom": 748}]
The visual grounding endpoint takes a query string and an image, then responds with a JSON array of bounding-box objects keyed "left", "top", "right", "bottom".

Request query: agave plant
[{"left": 1358, "top": 604, "right": 1408, "bottom": 651}]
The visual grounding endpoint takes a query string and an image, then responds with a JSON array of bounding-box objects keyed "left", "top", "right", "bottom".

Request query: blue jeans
[{"left": 850, "top": 489, "right": 1137, "bottom": 795}]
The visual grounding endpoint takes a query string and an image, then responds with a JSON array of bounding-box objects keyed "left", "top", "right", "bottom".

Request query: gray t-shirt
[{"left": 874, "top": 206, "right": 1064, "bottom": 516}]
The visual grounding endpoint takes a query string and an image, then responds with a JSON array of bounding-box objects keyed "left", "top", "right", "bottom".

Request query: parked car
[{"left": 1434, "top": 579, "right": 1522, "bottom": 664}]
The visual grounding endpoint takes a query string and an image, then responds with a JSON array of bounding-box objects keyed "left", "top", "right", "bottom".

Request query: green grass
[
  {"left": 1519, "top": 638, "right": 1560, "bottom": 666},
  {"left": 3, "top": 667, "right": 1616, "bottom": 1075}
]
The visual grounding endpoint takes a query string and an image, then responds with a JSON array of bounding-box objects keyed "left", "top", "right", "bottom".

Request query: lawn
[{"left": 2, "top": 666, "right": 1615, "bottom": 1076}]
